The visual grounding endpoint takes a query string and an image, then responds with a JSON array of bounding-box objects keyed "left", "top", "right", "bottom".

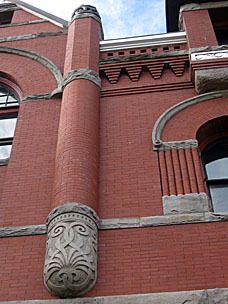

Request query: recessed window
[
  {"left": 0, "top": 11, "right": 13, "bottom": 25},
  {"left": 0, "top": 84, "right": 19, "bottom": 107},
  {"left": 0, "top": 115, "right": 17, "bottom": 161},
  {"left": 202, "top": 138, "right": 228, "bottom": 212},
  {"left": 209, "top": 7, "right": 228, "bottom": 45}
]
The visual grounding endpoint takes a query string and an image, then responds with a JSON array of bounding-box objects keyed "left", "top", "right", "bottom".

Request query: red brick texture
[
  {"left": 162, "top": 98, "right": 228, "bottom": 142},
  {"left": 0, "top": 4, "right": 227, "bottom": 301},
  {"left": 0, "top": 22, "right": 61, "bottom": 38},
  {"left": 0, "top": 99, "right": 60, "bottom": 227},
  {"left": 1, "top": 223, "right": 228, "bottom": 301},
  {"left": 99, "top": 89, "right": 196, "bottom": 218},
  {"left": 53, "top": 80, "right": 100, "bottom": 212},
  {"left": 64, "top": 17, "right": 101, "bottom": 75},
  {"left": 12, "top": 9, "right": 41, "bottom": 23},
  {"left": 1, "top": 35, "right": 67, "bottom": 73},
  {"left": 183, "top": 10, "right": 218, "bottom": 48},
  {"left": 0, "top": 53, "right": 58, "bottom": 96}
]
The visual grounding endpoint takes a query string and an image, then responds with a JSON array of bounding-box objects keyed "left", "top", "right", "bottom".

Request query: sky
[{"left": 4, "top": 0, "right": 167, "bottom": 39}]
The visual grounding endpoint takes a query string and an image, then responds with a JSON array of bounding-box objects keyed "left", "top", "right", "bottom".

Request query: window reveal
[{"left": 202, "top": 139, "right": 228, "bottom": 212}]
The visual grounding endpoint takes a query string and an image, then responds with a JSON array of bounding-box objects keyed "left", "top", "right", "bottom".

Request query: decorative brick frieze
[
  {"left": 44, "top": 203, "right": 99, "bottom": 298},
  {"left": 100, "top": 55, "right": 188, "bottom": 84},
  {"left": 103, "top": 68, "right": 122, "bottom": 84},
  {"left": 147, "top": 62, "right": 164, "bottom": 79},
  {"left": 125, "top": 66, "right": 142, "bottom": 82}
]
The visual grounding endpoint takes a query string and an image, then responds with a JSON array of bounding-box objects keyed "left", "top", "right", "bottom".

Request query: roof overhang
[
  {"left": 166, "top": 0, "right": 224, "bottom": 32},
  {"left": 100, "top": 32, "right": 186, "bottom": 52}
]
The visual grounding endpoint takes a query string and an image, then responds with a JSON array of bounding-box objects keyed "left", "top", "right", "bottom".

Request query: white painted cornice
[{"left": 100, "top": 32, "right": 186, "bottom": 52}]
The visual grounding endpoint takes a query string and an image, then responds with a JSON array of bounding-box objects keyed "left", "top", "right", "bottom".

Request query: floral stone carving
[{"left": 43, "top": 203, "right": 99, "bottom": 298}]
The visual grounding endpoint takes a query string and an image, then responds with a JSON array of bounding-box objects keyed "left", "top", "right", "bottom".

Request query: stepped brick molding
[{"left": 43, "top": 203, "right": 99, "bottom": 298}]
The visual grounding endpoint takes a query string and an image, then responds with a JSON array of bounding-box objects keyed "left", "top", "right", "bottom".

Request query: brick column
[
  {"left": 183, "top": 9, "right": 218, "bottom": 48},
  {"left": 44, "top": 5, "right": 102, "bottom": 298}
]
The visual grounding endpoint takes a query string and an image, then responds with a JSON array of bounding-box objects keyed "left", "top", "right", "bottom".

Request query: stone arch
[
  {"left": 0, "top": 46, "right": 63, "bottom": 96},
  {"left": 152, "top": 89, "right": 228, "bottom": 150}
]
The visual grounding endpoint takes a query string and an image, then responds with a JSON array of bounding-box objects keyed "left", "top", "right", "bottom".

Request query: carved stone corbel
[{"left": 43, "top": 203, "right": 99, "bottom": 298}]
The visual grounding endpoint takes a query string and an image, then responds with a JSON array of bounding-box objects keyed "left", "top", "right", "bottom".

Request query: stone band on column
[{"left": 43, "top": 203, "right": 99, "bottom": 298}]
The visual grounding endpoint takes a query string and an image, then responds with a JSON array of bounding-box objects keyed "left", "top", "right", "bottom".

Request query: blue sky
[{"left": 6, "top": 0, "right": 167, "bottom": 39}]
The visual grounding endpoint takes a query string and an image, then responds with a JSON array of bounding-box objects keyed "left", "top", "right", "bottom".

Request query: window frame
[
  {"left": 0, "top": 83, "right": 20, "bottom": 107},
  {"left": 201, "top": 138, "right": 228, "bottom": 213}
]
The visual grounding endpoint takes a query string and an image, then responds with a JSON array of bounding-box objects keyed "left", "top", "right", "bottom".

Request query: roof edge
[{"left": 7, "top": 0, "right": 68, "bottom": 28}]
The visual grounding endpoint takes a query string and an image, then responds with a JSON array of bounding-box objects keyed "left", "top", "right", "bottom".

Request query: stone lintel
[
  {"left": 1, "top": 288, "right": 228, "bottom": 303},
  {"left": 0, "top": 31, "right": 67, "bottom": 44},
  {"left": 2, "top": 211, "right": 228, "bottom": 237},
  {"left": 63, "top": 69, "right": 101, "bottom": 89},
  {"left": 0, "top": 19, "right": 47, "bottom": 28},
  {"left": 195, "top": 67, "right": 228, "bottom": 94},
  {"left": 0, "top": 224, "right": 46, "bottom": 238},
  {"left": 153, "top": 139, "right": 198, "bottom": 151},
  {"left": 22, "top": 93, "right": 52, "bottom": 102},
  {"left": 162, "top": 192, "right": 210, "bottom": 215}
]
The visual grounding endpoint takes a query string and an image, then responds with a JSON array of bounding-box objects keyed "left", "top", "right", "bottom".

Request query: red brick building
[{"left": 0, "top": 0, "right": 228, "bottom": 303}]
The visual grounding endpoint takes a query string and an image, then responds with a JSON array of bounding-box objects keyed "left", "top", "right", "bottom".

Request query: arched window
[
  {"left": 0, "top": 83, "right": 20, "bottom": 107},
  {"left": 0, "top": 83, "right": 20, "bottom": 164},
  {"left": 201, "top": 138, "right": 228, "bottom": 212}
]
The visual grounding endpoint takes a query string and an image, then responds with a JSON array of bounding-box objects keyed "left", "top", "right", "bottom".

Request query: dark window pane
[
  {"left": 210, "top": 184, "right": 228, "bottom": 212},
  {"left": 206, "top": 157, "right": 228, "bottom": 179},
  {"left": 0, "top": 118, "right": 17, "bottom": 138},
  {"left": 0, "top": 145, "right": 12, "bottom": 159},
  {"left": 0, "top": 89, "right": 8, "bottom": 96}
]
